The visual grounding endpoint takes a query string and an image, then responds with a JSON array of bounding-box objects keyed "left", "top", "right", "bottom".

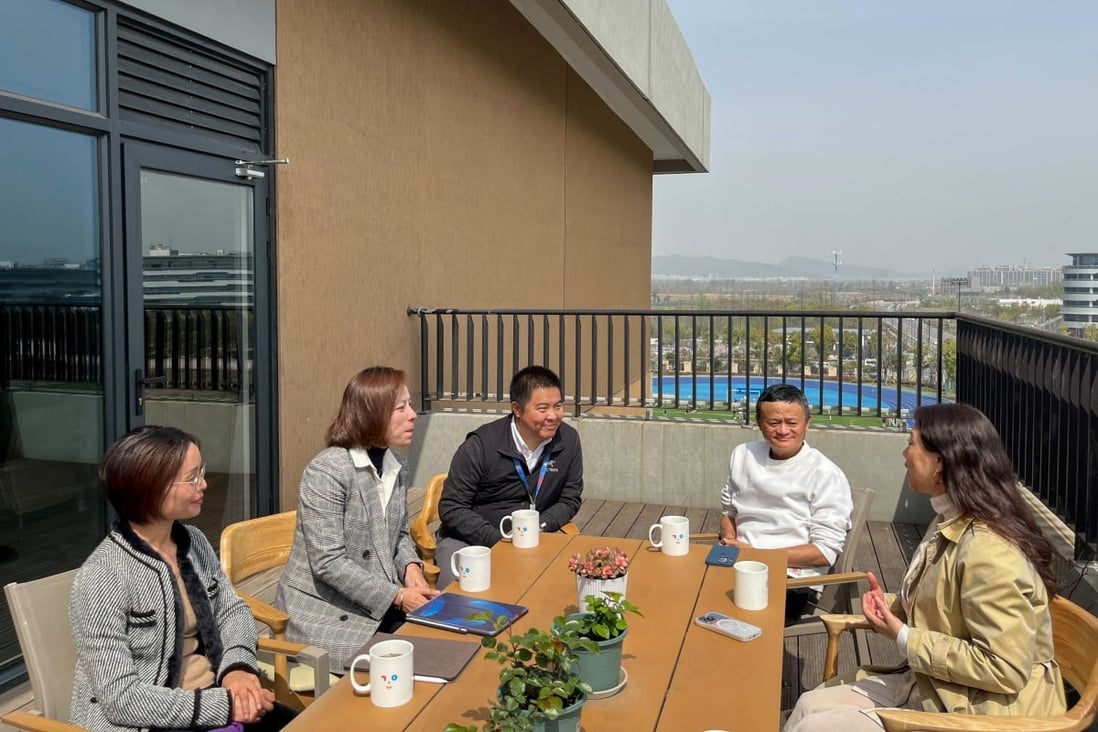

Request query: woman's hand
[
  {"left": 222, "top": 669, "right": 274, "bottom": 723},
  {"left": 403, "top": 562, "right": 430, "bottom": 591},
  {"left": 861, "top": 572, "right": 903, "bottom": 641},
  {"left": 397, "top": 585, "right": 440, "bottom": 612}
]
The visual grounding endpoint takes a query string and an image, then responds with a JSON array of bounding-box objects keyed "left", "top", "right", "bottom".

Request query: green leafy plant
[
  {"left": 559, "top": 591, "right": 641, "bottom": 642},
  {"left": 445, "top": 613, "right": 595, "bottom": 732}
]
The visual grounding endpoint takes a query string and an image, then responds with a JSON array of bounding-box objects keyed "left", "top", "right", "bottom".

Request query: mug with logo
[
  {"left": 499, "top": 509, "right": 540, "bottom": 548},
  {"left": 648, "top": 515, "right": 690, "bottom": 556},
  {"left": 450, "top": 544, "right": 492, "bottom": 592},
  {"left": 349, "top": 638, "right": 414, "bottom": 707}
]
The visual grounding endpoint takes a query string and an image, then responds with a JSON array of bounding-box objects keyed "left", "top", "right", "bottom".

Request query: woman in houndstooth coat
[{"left": 275, "top": 367, "right": 439, "bottom": 672}]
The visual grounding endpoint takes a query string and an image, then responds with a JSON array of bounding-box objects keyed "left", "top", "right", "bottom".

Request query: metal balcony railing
[
  {"left": 407, "top": 308, "right": 952, "bottom": 417},
  {"left": 0, "top": 303, "right": 252, "bottom": 397},
  {"left": 409, "top": 307, "right": 1097, "bottom": 558}
]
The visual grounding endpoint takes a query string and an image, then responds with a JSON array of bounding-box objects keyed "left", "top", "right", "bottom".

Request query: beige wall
[{"left": 274, "top": 0, "right": 654, "bottom": 505}]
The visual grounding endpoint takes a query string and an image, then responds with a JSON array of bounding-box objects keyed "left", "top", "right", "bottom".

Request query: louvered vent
[{"left": 117, "top": 20, "right": 266, "bottom": 151}]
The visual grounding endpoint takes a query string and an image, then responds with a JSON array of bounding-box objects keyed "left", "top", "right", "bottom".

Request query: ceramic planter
[
  {"left": 575, "top": 574, "right": 627, "bottom": 613},
  {"left": 567, "top": 612, "right": 628, "bottom": 694},
  {"left": 532, "top": 694, "right": 586, "bottom": 732}
]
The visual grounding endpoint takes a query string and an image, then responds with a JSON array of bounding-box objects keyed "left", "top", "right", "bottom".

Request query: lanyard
[{"left": 514, "top": 456, "right": 549, "bottom": 510}]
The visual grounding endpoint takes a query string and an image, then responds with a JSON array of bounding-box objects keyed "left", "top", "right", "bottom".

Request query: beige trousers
[{"left": 784, "top": 669, "right": 921, "bottom": 732}]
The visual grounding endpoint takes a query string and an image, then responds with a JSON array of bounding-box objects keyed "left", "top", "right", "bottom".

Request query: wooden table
[{"left": 283, "top": 536, "right": 786, "bottom": 731}]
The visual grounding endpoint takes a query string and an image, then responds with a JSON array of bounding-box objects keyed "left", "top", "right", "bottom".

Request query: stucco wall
[{"left": 274, "top": 0, "right": 654, "bottom": 505}]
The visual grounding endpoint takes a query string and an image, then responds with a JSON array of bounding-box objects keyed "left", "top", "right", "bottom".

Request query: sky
[{"left": 653, "top": 1, "right": 1098, "bottom": 276}]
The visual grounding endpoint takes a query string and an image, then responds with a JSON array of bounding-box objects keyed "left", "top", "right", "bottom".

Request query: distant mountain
[{"left": 651, "top": 254, "right": 924, "bottom": 280}]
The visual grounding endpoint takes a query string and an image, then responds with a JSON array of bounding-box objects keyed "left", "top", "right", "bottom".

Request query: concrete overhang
[{"left": 509, "top": 0, "right": 711, "bottom": 174}]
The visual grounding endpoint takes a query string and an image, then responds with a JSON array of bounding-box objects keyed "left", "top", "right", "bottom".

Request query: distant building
[
  {"left": 143, "top": 253, "right": 253, "bottom": 307},
  {"left": 1062, "top": 253, "right": 1098, "bottom": 333},
  {"left": 967, "top": 264, "right": 1063, "bottom": 290}
]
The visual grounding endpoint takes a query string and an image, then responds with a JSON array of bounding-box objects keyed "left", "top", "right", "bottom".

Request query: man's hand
[
  {"left": 221, "top": 669, "right": 274, "bottom": 723},
  {"left": 718, "top": 515, "right": 745, "bottom": 546}
]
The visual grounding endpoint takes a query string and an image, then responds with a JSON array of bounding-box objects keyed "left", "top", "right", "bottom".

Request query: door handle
[{"left": 135, "top": 369, "right": 167, "bottom": 416}]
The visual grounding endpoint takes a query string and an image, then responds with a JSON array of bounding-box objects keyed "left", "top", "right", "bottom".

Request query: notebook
[
  {"left": 405, "top": 593, "right": 529, "bottom": 636},
  {"left": 343, "top": 632, "right": 480, "bottom": 681}
]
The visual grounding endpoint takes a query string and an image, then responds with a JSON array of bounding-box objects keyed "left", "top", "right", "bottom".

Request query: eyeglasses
[{"left": 173, "top": 464, "right": 206, "bottom": 489}]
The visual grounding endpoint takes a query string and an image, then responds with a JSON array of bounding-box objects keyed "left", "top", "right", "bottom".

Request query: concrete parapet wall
[{"left": 405, "top": 412, "right": 929, "bottom": 524}]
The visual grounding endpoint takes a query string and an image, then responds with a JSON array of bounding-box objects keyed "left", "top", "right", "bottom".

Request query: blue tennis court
[{"left": 651, "top": 375, "right": 943, "bottom": 413}]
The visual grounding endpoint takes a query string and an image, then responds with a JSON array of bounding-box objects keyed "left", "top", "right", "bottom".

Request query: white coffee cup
[
  {"left": 499, "top": 509, "right": 540, "bottom": 548},
  {"left": 349, "top": 638, "right": 414, "bottom": 707},
  {"left": 648, "top": 515, "right": 690, "bottom": 556},
  {"left": 450, "top": 545, "right": 491, "bottom": 592},
  {"left": 733, "top": 560, "right": 769, "bottom": 610}
]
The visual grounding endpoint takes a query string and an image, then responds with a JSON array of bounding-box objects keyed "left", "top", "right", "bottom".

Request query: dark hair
[
  {"left": 914, "top": 403, "right": 1058, "bottom": 595},
  {"left": 326, "top": 366, "right": 407, "bottom": 449},
  {"left": 755, "top": 383, "right": 810, "bottom": 422},
  {"left": 100, "top": 425, "right": 200, "bottom": 524},
  {"left": 509, "top": 365, "right": 562, "bottom": 407}
]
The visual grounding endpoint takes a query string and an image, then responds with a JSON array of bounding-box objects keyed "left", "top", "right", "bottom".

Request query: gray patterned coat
[
  {"left": 274, "top": 447, "right": 422, "bottom": 672},
  {"left": 69, "top": 521, "right": 260, "bottom": 732}
]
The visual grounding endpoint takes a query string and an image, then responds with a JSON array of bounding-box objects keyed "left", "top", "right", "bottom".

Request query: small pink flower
[{"left": 568, "top": 546, "right": 630, "bottom": 579}]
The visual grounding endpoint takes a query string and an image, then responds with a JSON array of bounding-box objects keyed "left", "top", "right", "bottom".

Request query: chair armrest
[
  {"left": 423, "top": 561, "right": 441, "bottom": 588},
  {"left": 561, "top": 522, "right": 579, "bottom": 535},
  {"left": 689, "top": 532, "right": 719, "bottom": 542},
  {"left": 786, "top": 571, "right": 868, "bottom": 590},
  {"left": 878, "top": 709, "right": 1076, "bottom": 732},
  {"left": 817, "top": 613, "right": 872, "bottom": 681},
  {"left": 258, "top": 637, "right": 331, "bottom": 696},
  {"left": 820, "top": 613, "right": 870, "bottom": 635},
  {"left": 239, "top": 591, "right": 289, "bottom": 637},
  {"left": 0, "top": 711, "right": 86, "bottom": 732}
]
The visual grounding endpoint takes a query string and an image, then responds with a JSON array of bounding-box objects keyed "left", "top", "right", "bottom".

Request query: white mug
[
  {"left": 349, "top": 639, "right": 414, "bottom": 707},
  {"left": 648, "top": 515, "right": 690, "bottom": 556},
  {"left": 733, "top": 560, "right": 769, "bottom": 610},
  {"left": 450, "top": 545, "right": 491, "bottom": 592},
  {"left": 499, "top": 509, "right": 540, "bottom": 549}
]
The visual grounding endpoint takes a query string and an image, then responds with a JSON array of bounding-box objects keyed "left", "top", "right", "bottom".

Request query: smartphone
[{"left": 695, "top": 612, "right": 762, "bottom": 642}]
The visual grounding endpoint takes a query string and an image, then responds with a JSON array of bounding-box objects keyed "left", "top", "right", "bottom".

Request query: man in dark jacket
[{"left": 436, "top": 365, "right": 583, "bottom": 587}]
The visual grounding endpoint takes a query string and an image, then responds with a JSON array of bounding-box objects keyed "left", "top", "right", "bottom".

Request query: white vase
[{"left": 575, "top": 574, "right": 628, "bottom": 613}]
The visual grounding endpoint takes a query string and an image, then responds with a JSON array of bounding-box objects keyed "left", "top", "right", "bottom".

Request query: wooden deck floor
[{"left": 407, "top": 487, "right": 926, "bottom": 718}]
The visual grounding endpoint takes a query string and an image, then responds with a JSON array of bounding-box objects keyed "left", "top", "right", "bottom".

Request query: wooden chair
[
  {"left": 818, "top": 595, "right": 1098, "bottom": 732},
  {"left": 410, "top": 473, "right": 580, "bottom": 588},
  {"left": 219, "top": 511, "right": 332, "bottom": 709},
  {"left": 410, "top": 473, "right": 447, "bottom": 587},
  {"left": 785, "top": 486, "right": 875, "bottom": 626},
  {"left": 1, "top": 568, "right": 326, "bottom": 732}
]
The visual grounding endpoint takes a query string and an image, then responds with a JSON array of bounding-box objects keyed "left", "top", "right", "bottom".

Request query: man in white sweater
[{"left": 719, "top": 384, "right": 853, "bottom": 624}]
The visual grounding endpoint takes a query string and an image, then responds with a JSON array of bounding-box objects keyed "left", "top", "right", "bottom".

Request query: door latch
[{"left": 135, "top": 369, "right": 167, "bottom": 416}]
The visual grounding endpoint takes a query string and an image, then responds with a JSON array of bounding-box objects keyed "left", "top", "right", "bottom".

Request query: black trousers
[
  {"left": 243, "top": 702, "right": 299, "bottom": 732},
  {"left": 784, "top": 588, "right": 820, "bottom": 626}
]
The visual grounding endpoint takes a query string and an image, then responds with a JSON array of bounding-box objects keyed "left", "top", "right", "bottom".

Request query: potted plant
[
  {"left": 568, "top": 545, "right": 630, "bottom": 612},
  {"left": 446, "top": 613, "right": 595, "bottom": 732},
  {"left": 556, "top": 591, "right": 641, "bottom": 695}
]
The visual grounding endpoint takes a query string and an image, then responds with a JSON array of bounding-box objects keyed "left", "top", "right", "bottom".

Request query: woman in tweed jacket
[
  {"left": 275, "top": 367, "right": 438, "bottom": 672},
  {"left": 70, "top": 426, "right": 295, "bottom": 732}
]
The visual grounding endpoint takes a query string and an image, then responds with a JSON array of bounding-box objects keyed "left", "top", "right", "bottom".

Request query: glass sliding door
[
  {"left": 0, "top": 117, "right": 107, "bottom": 675},
  {"left": 123, "top": 142, "right": 269, "bottom": 547}
]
